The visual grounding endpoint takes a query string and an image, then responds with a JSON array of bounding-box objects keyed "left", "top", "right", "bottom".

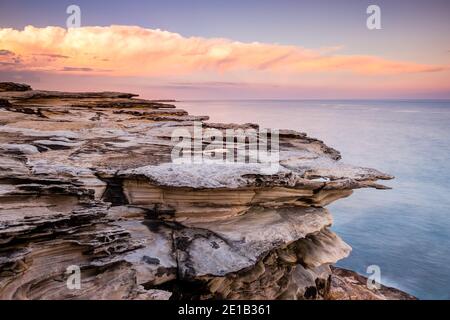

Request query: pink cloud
[{"left": 0, "top": 25, "right": 445, "bottom": 79}]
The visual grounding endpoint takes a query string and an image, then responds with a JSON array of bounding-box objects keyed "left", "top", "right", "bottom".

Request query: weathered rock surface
[
  {"left": 0, "top": 82, "right": 32, "bottom": 92},
  {"left": 328, "top": 267, "right": 417, "bottom": 300},
  {"left": 0, "top": 82, "right": 413, "bottom": 300}
]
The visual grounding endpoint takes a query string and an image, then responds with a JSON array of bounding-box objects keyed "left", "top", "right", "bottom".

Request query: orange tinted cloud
[{"left": 0, "top": 25, "right": 445, "bottom": 79}]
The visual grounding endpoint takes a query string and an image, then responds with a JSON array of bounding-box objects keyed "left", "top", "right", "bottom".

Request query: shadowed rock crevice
[{"left": 99, "top": 176, "right": 129, "bottom": 206}]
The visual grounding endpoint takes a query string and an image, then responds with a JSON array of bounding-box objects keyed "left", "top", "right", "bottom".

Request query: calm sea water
[{"left": 176, "top": 100, "right": 450, "bottom": 300}]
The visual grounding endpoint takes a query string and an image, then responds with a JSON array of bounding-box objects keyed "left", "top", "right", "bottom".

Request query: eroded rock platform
[{"left": 0, "top": 82, "right": 412, "bottom": 300}]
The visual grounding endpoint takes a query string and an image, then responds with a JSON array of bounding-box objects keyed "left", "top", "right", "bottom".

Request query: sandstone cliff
[{"left": 0, "top": 82, "right": 414, "bottom": 300}]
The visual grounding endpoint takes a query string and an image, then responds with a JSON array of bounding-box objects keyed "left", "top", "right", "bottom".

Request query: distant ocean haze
[{"left": 176, "top": 99, "right": 450, "bottom": 300}]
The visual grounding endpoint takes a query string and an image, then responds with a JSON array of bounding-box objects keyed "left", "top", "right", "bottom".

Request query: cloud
[
  {"left": 34, "top": 53, "right": 69, "bottom": 59},
  {"left": 62, "top": 66, "right": 95, "bottom": 72},
  {"left": 0, "top": 49, "right": 14, "bottom": 56},
  {"left": 0, "top": 25, "right": 445, "bottom": 79}
]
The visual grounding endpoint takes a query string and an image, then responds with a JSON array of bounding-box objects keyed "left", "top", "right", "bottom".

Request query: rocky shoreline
[{"left": 0, "top": 82, "right": 415, "bottom": 300}]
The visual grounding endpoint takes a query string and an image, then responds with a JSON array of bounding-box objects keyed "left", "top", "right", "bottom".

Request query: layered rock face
[{"left": 0, "top": 82, "right": 412, "bottom": 300}]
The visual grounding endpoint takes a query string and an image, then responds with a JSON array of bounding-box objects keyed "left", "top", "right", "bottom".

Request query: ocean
[{"left": 176, "top": 99, "right": 450, "bottom": 300}]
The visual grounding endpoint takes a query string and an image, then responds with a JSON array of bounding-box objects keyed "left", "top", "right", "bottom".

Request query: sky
[{"left": 0, "top": 0, "right": 449, "bottom": 99}]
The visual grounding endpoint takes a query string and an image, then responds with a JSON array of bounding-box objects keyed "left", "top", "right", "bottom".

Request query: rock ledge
[{"left": 0, "top": 83, "right": 413, "bottom": 300}]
